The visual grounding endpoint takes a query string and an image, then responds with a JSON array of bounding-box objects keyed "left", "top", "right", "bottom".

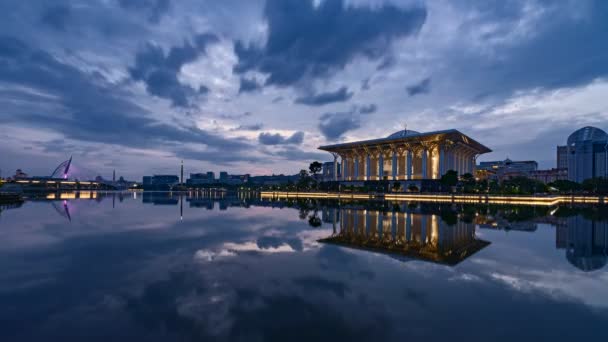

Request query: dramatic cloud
[
  {"left": 238, "top": 77, "right": 263, "bottom": 94},
  {"left": 258, "top": 131, "right": 305, "bottom": 146},
  {"left": 0, "top": 36, "right": 252, "bottom": 164},
  {"left": 234, "top": 123, "right": 264, "bottom": 131},
  {"left": 1, "top": 0, "right": 608, "bottom": 176},
  {"left": 118, "top": 0, "right": 170, "bottom": 23},
  {"left": 358, "top": 104, "right": 377, "bottom": 114},
  {"left": 40, "top": 5, "right": 71, "bottom": 31},
  {"left": 318, "top": 110, "right": 361, "bottom": 141},
  {"left": 129, "top": 33, "right": 219, "bottom": 107},
  {"left": 233, "top": 0, "right": 427, "bottom": 87},
  {"left": 295, "top": 86, "right": 354, "bottom": 106},
  {"left": 406, "top": 78, "right": 431, "bottom": 96}
]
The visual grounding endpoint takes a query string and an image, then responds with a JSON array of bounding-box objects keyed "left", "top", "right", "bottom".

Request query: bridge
[{"left": 9, "top": 156, "right": 117, "bottom": 191}]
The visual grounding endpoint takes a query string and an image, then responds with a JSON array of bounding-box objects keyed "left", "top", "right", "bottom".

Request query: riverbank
[
  {"left": 260, "top": 191, "right": 604, "bottom": 206},
  {"left": 0, "top": 192, "right": 24, "bottom": 205}
]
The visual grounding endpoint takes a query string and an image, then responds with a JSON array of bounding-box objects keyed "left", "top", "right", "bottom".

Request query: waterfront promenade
[{"left": 260, "top": 191, "right": 604, "bottom": 206}]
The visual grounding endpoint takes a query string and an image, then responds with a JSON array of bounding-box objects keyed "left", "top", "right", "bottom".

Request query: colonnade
[
  {"left": 331, "top": 143, "right": 478, "bottom": 181},
  {"left": 329, "top": 208, "right": 477, "bottom": 253}
]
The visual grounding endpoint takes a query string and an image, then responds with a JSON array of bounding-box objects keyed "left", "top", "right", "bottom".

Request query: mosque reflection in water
[
  {"left": 7, "top": 191, "right": 608, "bottom": 272},
  {"left": 319, "top": 205, "right": 490, "bottom": 266}
]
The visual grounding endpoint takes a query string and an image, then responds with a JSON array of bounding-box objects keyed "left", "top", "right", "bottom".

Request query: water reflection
[
  {"left": 1, "top": 192, "right": 608, "bottom": 340},
  {"left": 320, "top": 206, "right": 490, "bottom": 266}
]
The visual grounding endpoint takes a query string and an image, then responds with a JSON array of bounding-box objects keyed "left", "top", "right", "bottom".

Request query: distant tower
[
  {"left": 113, "top": 169, "right": 116, "bottom": 182},
  {"left": 180, "top": 160, "right": 184, "bottom": 184}
]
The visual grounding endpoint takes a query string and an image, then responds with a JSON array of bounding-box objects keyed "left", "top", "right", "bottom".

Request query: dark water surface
[{"left": 1, "top": 192, "right": 607, "bottom": 341}]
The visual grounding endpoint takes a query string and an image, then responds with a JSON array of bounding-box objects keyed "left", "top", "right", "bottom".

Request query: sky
[{"left": 0, "top": 0, "right": 607, "bottom": 180}]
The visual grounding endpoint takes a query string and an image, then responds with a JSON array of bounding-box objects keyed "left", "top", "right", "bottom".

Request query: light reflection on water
[{"left": 0, "top": 191, "right": 607, "bottom": 341}]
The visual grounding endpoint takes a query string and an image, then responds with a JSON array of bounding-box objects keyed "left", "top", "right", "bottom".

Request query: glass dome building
[{"left": 565, "top": 126, "right": 608, "bottom": 183}]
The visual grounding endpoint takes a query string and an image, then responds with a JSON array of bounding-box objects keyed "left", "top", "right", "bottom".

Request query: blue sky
[{"left": 0, "top": 0, "right": 607, "bottom": 179}]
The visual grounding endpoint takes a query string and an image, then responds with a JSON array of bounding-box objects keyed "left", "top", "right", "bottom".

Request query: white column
[
  {"left": 421, "top": 149, "right": 428, "bottom": 179},
  {"left": 439, "top": 146, "right": 445, "bottom": 176},
  {"left": 378, "top": 154, "right": 384, "bottom": 181},
  {"left": 333, "top": 155, "right": 338, "bottom": 181},
  {"left": 366, "top": 154, "right": 371, "bottom": 180},
  {"left": 391, "top": 151, "right": 398, "bottom": 180},
  {"left": 406, "top": 151, "right": 413, "bottom": 180},
  {"left": 342, "top": 157, "right": 347, "bottom": 180},
  {"left": 354, "top": 157, "right": 359, "bottom": 180}
]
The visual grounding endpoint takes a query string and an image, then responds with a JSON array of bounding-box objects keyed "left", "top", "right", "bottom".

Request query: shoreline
[
  {"left": 260, "top": 191, "right": 604, "bottom": 206},
  {"left": 0, "top": 192, "right": 24, "bottom": 205}
]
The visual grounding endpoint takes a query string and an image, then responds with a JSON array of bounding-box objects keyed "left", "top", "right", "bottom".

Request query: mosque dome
[
  {"left": 386, "top": 129, "right": 421, "bottom": 139},
  {"left": 567, "top": 126, "right": 608, "bottom": 146}
]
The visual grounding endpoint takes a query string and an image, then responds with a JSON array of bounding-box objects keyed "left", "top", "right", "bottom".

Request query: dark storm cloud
[
  {"left": 318, "top": 110, "right": 361, "bottom": 141},
  {"left": 118, "top": 0, "right": 170, "bottom": 23},
  {"left": 295, "top": 86, "right": 353, "bottom": 106},
  {"left": 238, "top": 76, "right": 263, "bottom": 94},
  {"left": 233, "top": 123, "right": 264, "bottom": 131},
  {"left": 233, "top": 0, "right": 427, "bottom": 87},
  {"left": 0, "top": 36, "right": 252, "bottom": 162},
  {"left": 258, "top": 131, "right": 304, "bottom": 145},
  {"left": 406, "top": 77, "right": 431, "bottom": 96},
  {"left": 40, "top": 5, "right": 71, "bottom": 31},
  {"left": 450, "top": 1, "right": 608, "bottom": 96},
  {"left": 358, "top": 104, "right": 377, "bottom": 114},
  {"left": 129, "top": 33, "right": 218, "bottom": 107},
  {"left": 271, "top": 146, "right": 328, "bottom": 162}
]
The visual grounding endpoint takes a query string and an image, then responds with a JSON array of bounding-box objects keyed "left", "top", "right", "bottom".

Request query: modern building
[
  {"left": 557, "top": 145, "right": 568, "bottom": 170},
  {"left": 477, "top": 158, "right": 538, "bottom": 182},
  {"left": 556, "top": 215, "right": 608, "bottom": 272},
  {"left": 142, "top": 175, "right": 179, "bottom": 186},
  {"left": 529, "top": 168, "right": 568, "bottom": 184},
  {"left": 219, "top": 171, "right": 229, "bottom": 182},
  {"left": 318, "top": 129, "right": 492, "bottom": 183},
  {"left": 564, "top": 126, "right": 608, "bottom": 183},
  {"left": 187, "top": 172, "right": 215, "bottom": 185},
  {"left": 321, "top": 161, "right": 341, "bottom": 181}
]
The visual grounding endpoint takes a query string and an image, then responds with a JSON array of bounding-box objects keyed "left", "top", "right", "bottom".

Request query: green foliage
[
  {"left": 497, "top": 176, "right": 547, "bottom": 195},
  {"left": 392, "top": 182, "right": 401, "bottom": 192},
  {"left": 408, "top": 184, "right": 419, "bottom": 192},
  {"left": 309, "top": 161, "right": 323, "bottom": 176},
  {"left": 440, "top": 170, "right": 458, "bottom": 188},
  {"left": 308, "top": 214, "right": 322, "bottom": 227},
  {"left": 582, "top": 177, "right": 608, "bottom": 194},
  {"left": 548, "top": 179, "right": 582, "bottom": 193}
]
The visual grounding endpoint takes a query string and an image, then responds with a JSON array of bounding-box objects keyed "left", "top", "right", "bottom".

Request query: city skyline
[{"left": 1, "top": 0, "right": 607, "bottom": 179}]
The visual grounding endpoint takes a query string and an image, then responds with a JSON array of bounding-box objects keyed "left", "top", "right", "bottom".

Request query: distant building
[
  {"left": 187, "top": 172, "right": 215, "bottom": 185},
  {"left": 563, "top": 126, "right": 608, "bottom": 183},
  {"left": 529, "top": 168, "right": 568, "bottom": 184},
  {"left": 13, "top": 169, "right": 29, "bottom": 179},
  {"left": 142, "top": 175, "right": 179, "bottom": 186},
  {"left": 322, "top": 161, "right": 341, "bottom": 181},
  {"left": 249, "top": 174, "right": 299, "bottom": 186},
  {"left": 219, "top": 171, "right": 228, "bottom": 182},
  {"left": 477, "top": 158, "right": 538, "bottom": 181},
  {"left": 557, "top": 145, "right": 568, "bottom": 170}
]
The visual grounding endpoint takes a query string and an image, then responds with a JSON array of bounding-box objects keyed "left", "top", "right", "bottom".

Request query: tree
[
  {"left": 461, "top": 173, "right": 477, "bottom": 193},
  {"left": 582, "top": 177, "right": 608, "bottom": 194},
  {"left": 548, "top": 180, "right": 581, "bottom": 193},
  {"left": 309, "top": 161, "right": 323, "bottom": 177},
  {"left": 440, "top": 170, "right": 458, "bottom": 191},
  {"left": 392, "top": 182, "right": 401, "bottom": 192},
  {"left": 297, "top": 169, "right": 310, "bottom": 190},
  {"left": 308, "top": 214, "right": 322, "bottom": 228},
  {"left": 408, "top": 184, "right": 419, "bottom": 192}
]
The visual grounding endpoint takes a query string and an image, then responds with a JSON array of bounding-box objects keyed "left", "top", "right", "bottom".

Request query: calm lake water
[{"left": 1, "top": 192, "right": 607, "bottom": 341}]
